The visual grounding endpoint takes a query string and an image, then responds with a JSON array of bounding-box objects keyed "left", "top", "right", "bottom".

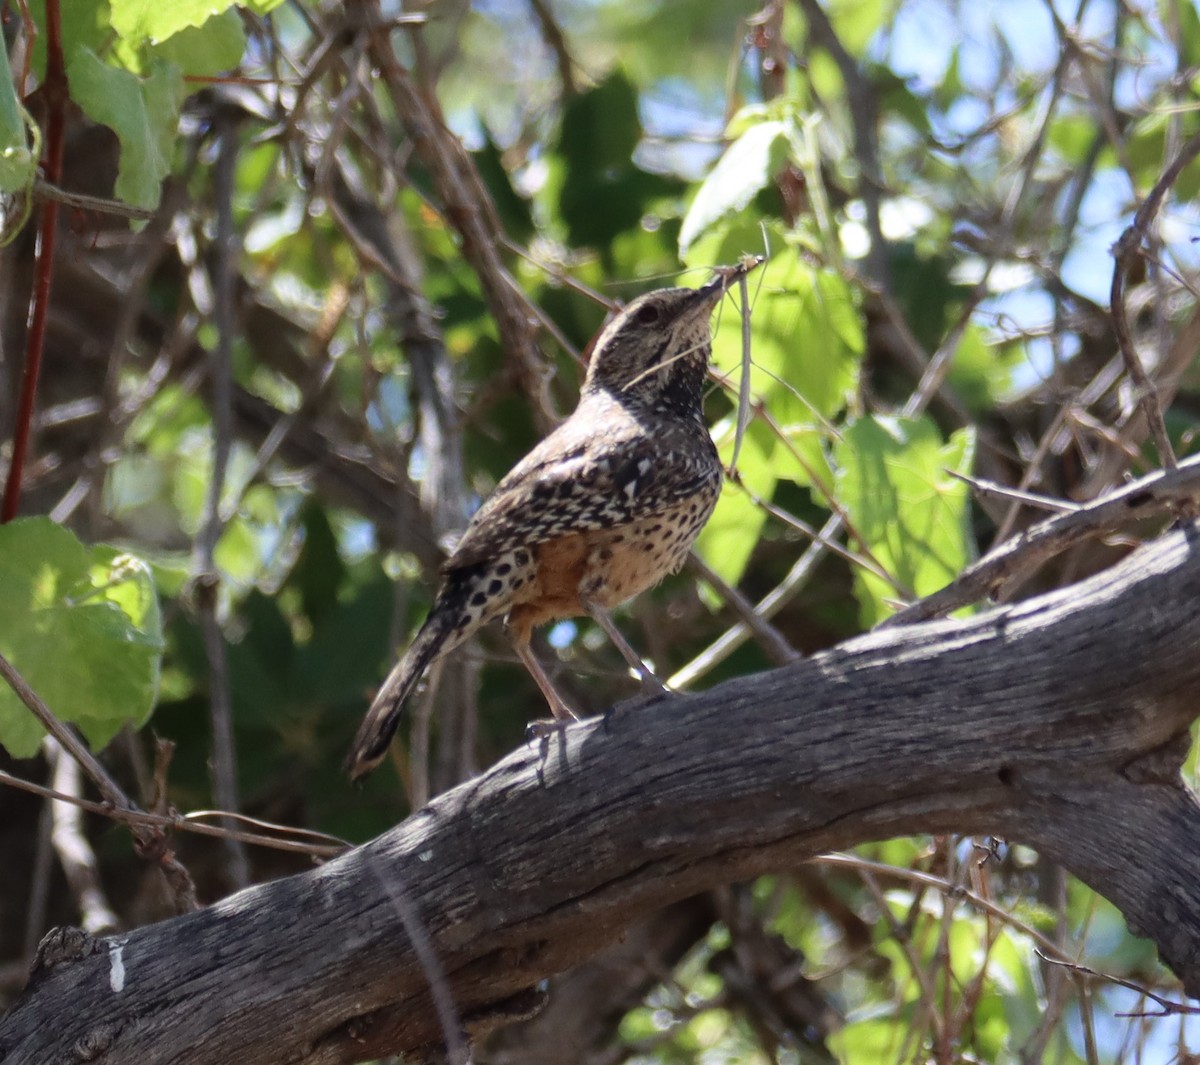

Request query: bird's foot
[
  {"left": 525, "top": 717, "right": 570, "bottom": 744},
  {"left": 633, "top": 668, "right": 670, "bottom": 698}
]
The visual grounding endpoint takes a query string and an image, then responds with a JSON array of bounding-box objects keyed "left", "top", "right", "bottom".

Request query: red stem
[{"left": 2, "top": 0, "right": 67, "bottom": 522}]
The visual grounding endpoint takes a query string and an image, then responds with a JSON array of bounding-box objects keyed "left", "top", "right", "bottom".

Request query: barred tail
[{"left": 345, "top": 581, "right": 475, "bottom": 781}]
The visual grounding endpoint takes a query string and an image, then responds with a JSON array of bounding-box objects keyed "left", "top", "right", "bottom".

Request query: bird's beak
[{"left": 694, "top": 255, "right": 765, "bottom": 306}]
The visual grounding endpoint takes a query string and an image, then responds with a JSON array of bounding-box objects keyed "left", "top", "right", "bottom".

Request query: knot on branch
[
  {"left": 1121, "top": 733, "right": 1194, "bottom": 787},
  {"left": 71, "top": 1023, "right": 117, "bottom": 1062},
  {"left": 30, "top": 926, "right": 99, "bottom": 977}
]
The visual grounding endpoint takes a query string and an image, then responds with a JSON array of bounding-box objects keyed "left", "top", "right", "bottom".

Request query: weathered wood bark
[{"left": 4, "top": 524, "right": 1200, "bottom": 1065}]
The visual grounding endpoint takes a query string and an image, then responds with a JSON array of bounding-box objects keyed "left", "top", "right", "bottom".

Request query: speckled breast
[{"left": 580, "top": 473, "right": 722, "bottom": 608}]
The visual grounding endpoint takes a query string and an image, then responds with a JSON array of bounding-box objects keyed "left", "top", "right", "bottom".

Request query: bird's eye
[{"left": 635, "top": 304, "right": 661, "bottom": 325}]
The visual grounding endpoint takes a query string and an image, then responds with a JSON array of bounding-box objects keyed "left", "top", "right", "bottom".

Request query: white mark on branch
[{"left": 108, "top": 940, "right": 126, "bottom": 993}]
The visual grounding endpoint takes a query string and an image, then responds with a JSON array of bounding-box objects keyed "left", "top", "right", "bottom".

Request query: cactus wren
[{"left": 346, "top": 264, "right": 755, "bottom": 780}]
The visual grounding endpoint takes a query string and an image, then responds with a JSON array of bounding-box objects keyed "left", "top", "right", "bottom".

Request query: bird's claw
[{"left": 525, "top": 718, "right": 569, "bottom": 744}]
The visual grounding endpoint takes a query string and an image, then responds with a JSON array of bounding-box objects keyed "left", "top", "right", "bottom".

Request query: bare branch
[
  {"left": 365, "top": 10, "right": 558, "bottom": 432},
  {"left": 5, "top": 522, "right": 1200, "bottom": 1062},
  {"left": 1108, "top": 130, "right": 1200, "bottom": 473},
  {"left": 193, "top": 116, "right": 251, "bottom": 891}
]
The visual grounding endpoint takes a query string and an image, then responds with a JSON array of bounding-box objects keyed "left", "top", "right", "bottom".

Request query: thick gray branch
[{"left": 4, "top": 526, "right": 1200, "bottom": 1064}]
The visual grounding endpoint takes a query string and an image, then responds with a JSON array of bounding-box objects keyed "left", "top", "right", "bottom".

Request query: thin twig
[
  {"left": 947, "top": 470, "right": 1080, "bottom": 514},
  {"left": 31, "top": 179, "right": 156, "bottom": 220},
  {"left": 0, "top": 767, "right": 347, "bottom": 858},
  {"left": 1109, "top": 131, "right": 1200, "bottom": 473},
  {"left": 728, "top": 267, "right": 755, "bottom": 474},
  {"left": 22, "top": 794, "right": 54, "bottom": 963},
  {"left": 813, "top": 853, "right": 1070, "bottom": 963},
  {"left": 365, "top": 853, "right": 471, "bottom": 1065},
  {"left": 856, "top": 865, "right": 946, "bottom": 1049},
  {"left": 735, "top": 474, "right": 911, "bottom": 596},
  {"left": 669, "top": 513, "right": 842, "bottom": 688},
  {"left": 0, "top": 655, "right": 134, "bottom": 810},
  {"left": 794, "top": 0, "right": 888, "bottom": 286},
  {"left": 366, "top": 9, "right": 558, "bottom": 431},
  {"left": 527, "top": 0, "right": 576, "bottom": 96},
  {"left": 195, "top": 115, "right": 251, "bottom": 890},
  {"left": 1035, "top": 951, "right": 1200, "bottom": 1017},
  {"left": 685, "top": 552, "right": 800, "bottom": 668}
]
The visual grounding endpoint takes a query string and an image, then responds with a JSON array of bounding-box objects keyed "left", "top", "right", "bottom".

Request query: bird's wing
[{"left": 446, "top": 414, "right": 718, "bottom": 571}]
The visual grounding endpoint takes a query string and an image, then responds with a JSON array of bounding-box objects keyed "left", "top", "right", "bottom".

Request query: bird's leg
[
  {"left": 583, "top": 600, "right": 670, "bottom": 697},
  {"left": 507, "top": 615, "right": 580, "bottom": 740},
  {"left": 514, "top": 638, "right": 579, "bottom": 721}
]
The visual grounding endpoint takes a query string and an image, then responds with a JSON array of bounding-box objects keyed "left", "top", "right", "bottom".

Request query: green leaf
[
  {"left": 150, "top": 9, "right": 246, "bottom": 79},
  {"left": 887, "top": 242, "right": 973, "bottom": 352},
  {"left": 828, "top": 1014, "right": 908, "bottom": 1061},
  {"left": 290, "top": 503, "right": 347, "bottom": 625},
  {"left": 26, "top": 0, "right": 109, "bottom": 81},
  {"left": 991, "top": 930, "right": 1044, "bottom": 1043},
  {"left": 946, "top": 324, "right": 1021, "bottom": 412},
  {"left": 710, "top": 249, "right": 863, "bottom": 425},
  {"left": 679, "top": 120, "right": 790, "bottom": 255},
  {"left": 696, "top": 421, "right": 774, "bottom": 588},
  {"left": 66, "top": 47, "right": 185, "bottom": 210},
  {"left": 554, "top": 69, "right": 681, "bottom": 249},
  {"left": 110, "top": 0, "right": 283, "bottom": 47},
  {"left": 934, "top": 46, "right": 962, "bottom": 111},
  {"left": 834, "top": 415, "right": 975, "bottom": 625},
  {"left": 0, "top": 519, "right": 163, "bottom": 757},
  {"left": 473, "top": 134, "right": 534, "bottom": 245},
  {"left": 293, "top": 579, "right": 394, "bottom": 706},
  {"left": 1048, "top": 112, "right": 1100, "bottom": 166}
]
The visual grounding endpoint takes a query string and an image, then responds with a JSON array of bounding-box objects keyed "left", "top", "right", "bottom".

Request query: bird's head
[{"left": 581, "top": 266, "right": 755, "bottom": 418}]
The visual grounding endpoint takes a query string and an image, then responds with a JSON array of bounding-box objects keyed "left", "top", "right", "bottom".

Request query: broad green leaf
[
  {"left": 66, "top": 47, "right": 185, "bottom": 210},
  {"left": 681, "top": 215, "right": 784, "bottom": 275},
  {"left": 947, "top": 324, "right": 1022, "bottom": 412},
  {"left": 214, "top": 515, "right": 262, "bottom": 586},
  {"left": 887, "top": 242, "right": 973, "bottom": 352},
  {"left": 474, "top": 134, "right": 535, "bottom": 244},
  {"left": 934, "top": 46, "right": 962, "bottom": 111},
  {"left": 289, "top": 503, "right": 347, "bottom": 625},
  {"left": 111, "top": 0, "right": 285, "bottom": 48},
  {"left": 150, "top": 9, "right": 246, "bottom": 78},
  {"left": 993, "top": 930, "right": 1045, "bottom": 1043},
  {"left": 293, "top": 579, "right": 394, "bottom": 706},
  {"left": 1048, "top": 111, "right": 1100, "bottom": 166},
  {"left": 678, "top": 119, "right": 790, "bottom": 255},
  {"left": 776, "top": 423, "right": 834, "bottom": 493},
  {"left": 834, "top": 415, "right": 975, "bottom": 625},
  {"left": 26, "top": 0, "right": 109, "bottom": 80},
  {"left": 710, "top": 249, "right": 862, "bottom": 425},
  {"left": 555, "top": 69, "right": 682, "bottom": 249},
  {"left": 695, "top": 420, "right": 774, "bottom": 588},
  {"left": 0, "top": 519, "right": 163, "bottom": 757}
]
